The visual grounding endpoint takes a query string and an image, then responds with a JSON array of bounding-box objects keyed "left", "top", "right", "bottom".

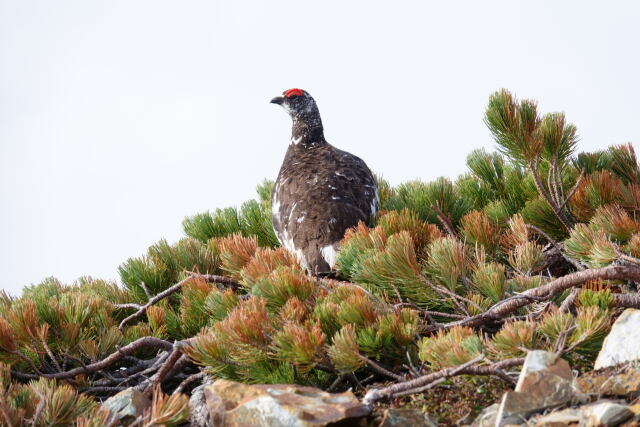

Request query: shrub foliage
[{"left": 1, "top": 89, "right": 639, "bottom": 424}]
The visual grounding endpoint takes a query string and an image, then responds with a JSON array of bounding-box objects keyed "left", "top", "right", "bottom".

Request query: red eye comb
[{"left": 284, "top": 88, "right": 304, "bottom": 98}]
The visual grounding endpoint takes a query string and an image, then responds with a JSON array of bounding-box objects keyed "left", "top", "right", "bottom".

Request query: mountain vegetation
[{"left": 2, "top": 89, "right": 640, "bottom": 425}]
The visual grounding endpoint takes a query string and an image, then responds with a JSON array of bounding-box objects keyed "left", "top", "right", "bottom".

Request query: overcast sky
[{"left": 1, "top": 1, "right": 639, "bottom": 294}]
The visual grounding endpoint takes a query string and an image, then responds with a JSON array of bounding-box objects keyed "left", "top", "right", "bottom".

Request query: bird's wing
[{"left": 329, "top": 146, "right": 379, "bottom": 224}]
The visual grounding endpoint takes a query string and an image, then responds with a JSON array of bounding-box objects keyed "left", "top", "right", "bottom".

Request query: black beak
[{"left": 270, "top": 96, "right": 285, "bottom": 105}]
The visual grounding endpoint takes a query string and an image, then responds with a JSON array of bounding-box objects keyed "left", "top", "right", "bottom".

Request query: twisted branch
[
  {"left": 530, "top": 161, "right": 573, "bottom": 231},
  {"left": 430, "top": 205, "right": 457, "bottom": 237},
  {"left": 362, "top": 356, "right": 523, "bottom": 407},
  {"left": 116, "top": 273, "right": 242, "bottom": 329},
  {"left": 19, "top": 337, "right": 173, "bottom": 381},
  {"left": 440, "top": 264, "right": 640, "bottom": 330}
]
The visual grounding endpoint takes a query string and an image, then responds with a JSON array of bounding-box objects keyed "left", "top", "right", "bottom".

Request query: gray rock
[
  {"left": 102, "top": 388, "right": 150, "bottom": 425},
  {"left": 470, "top": 403, "right": 499, "bottom": 426},
  {"left": 577, "top": 364, "right": 640, "bottom": 397},
  {"left": 379, "top": 408, "right": 436, "bottom": 427},
  {"left": 515, "top": 350, "right": 573, "bottom": 392},
  {"left": 580, "top": 400, "right": 633, "bottom": 427},
  {"left": 532, "top": 408, "right": 580, "bottom": 426},
  {"left": 203, "top": 379, "right": 370, "bottom": 426},
  {"left": 528, "top": 401, "right": 633, "bottom": 427},
  {"left": 495, "top": 350, "right": 574, "bottom": 426},
  {"left": 595, "top": 309, "right": 640, "bottom": 370},
  {"left": 189, "top": 382, "right": 212, "bottom": 427}
]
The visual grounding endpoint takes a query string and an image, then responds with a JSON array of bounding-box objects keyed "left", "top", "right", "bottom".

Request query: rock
[
  {"left": 470, "top": 403, "right": 499, "bottom": 427},
  {"left": 189, "top": 383, "right": 212, "bottom": 427},
  {"left": 577, "top": 365, "right": 640, "bottom": 397},
  {"left": 532, "top": 408, "right": 580, "bottom": 426},
  {"left": 528, "top": 401, "right": 633, "bottom": 427},
  {"left": 378, "top": 408, "right": 436, "bottom": 427},
  {"left": 497, "top": 392, "right": 542, "bottom": 426},
  {"left": 514, "top": 350, "right": 573, "bottom": 393},
  {"left": 495, "top": 351, "right": 574, "bottom": 426},
  {"left": 618, "top": 403, "right": 640, "bottom": 426},
  {"left": 628, "top": 402, "right": 640, "bottom": 416},
  {"left": 102, "top": 388, "right": 151, "bottom": 425},
  {"left": 580, "top": 400, "right": 633, "bottom": 427},
  {"left": 203, "top": 379, "right": 370, "bottom": 426},
  {"left": 595, "top": 309, "right": 640, "bottom": 370}
]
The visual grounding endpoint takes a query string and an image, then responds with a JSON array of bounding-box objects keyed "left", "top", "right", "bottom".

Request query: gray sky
[{"left": 1, "top": 1, "right": 639, "bottom": 294}]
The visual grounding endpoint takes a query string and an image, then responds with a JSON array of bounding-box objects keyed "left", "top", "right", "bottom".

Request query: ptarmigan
[{"left": 270, "top": 88, "right": 378, "bottom": 275}]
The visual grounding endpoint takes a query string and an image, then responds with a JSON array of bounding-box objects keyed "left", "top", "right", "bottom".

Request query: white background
[{"left": 1, "top": 1, "right": 639, "bottom": 294}]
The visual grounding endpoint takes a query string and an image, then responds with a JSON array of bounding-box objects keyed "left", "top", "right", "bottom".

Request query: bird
[{"left": 270, "top": 88, "right": 379, "bottom": 275}]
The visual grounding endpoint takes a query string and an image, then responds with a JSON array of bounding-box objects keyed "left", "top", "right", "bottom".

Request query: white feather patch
[
  {"left": 321, "top": 244, "right": 338, "bottom": 268},
  {"left": 271, "top": 198, "right": 281, "bottom": 219},
  {"left": 371, "top": 184, "right": 380, "bottom": 218},
  {"left": 278, "top": 228, "right": 308, "bottom": 270}
]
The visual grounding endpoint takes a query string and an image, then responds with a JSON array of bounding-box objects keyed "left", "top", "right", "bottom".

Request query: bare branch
[
  {"left": 16, "top": 337, "right": 173, "bottom": 381},
  {"left": 173, "top": 371, "right": 206, "bottom": 395},
  {"left": 10, "top": 350, "right": 44, "bottom": 376},
  {"left": 421, "top": 310, "right": 466, "bottom": 320},
  {"left": 186, "top": 272, "right": 243, "bottom": 290},
  {"left": 430, "top": 205, "right": 457, "bottom": 237},
  {"left": 393, "top": 303, "right": 467, "bottom": 320},
  {"left": 422, "top": 277, "right": 481, "bottom": 315},
  {"left": 80, "top": 386, "right": 129, "bottom": 395},
  {"left": 612, "top": 243, "right": 640, "bottom": 266},
  {"left": 139, "top": 282, "right": 153, "bottom": 300},
  {"left": 10, "top": 370, "right": 38, "bottom": 380},
  {"left": 557, "top": 169, "right": 585, "bottom": 212},
  {"left": 362, "top": 356, "right": 524, "bottom": 407},
  {"left": 29, "top": 390, "right": 46, "bottom": 427},
  {"left": 38, "top": 331, "right": 62, "bottom": 373},
  {"left": 526, "top": 224, "right": 584, "bottom": 271},
  {"left": 388, "top": 282, "right": 403, "bottom": 303},
  {"left": 327, "top": 374, "right": 348, "bottom": 393},
  {"left": 530, "top": 161, "right": 573, "bottom": 231},
  {"left": 117, "top": 273, "right": 242, "bottom": 330},
  {"left": 548, "top": 157, "right": 560, "bottom": 206},
  {"left": 358, "top": 355, "right": 404, "bottom": 381},
  {"left": 116, "top": 353, "right": 169, "bottom": 387},
  {"left": 620, "top": 253, "right": 640, "bottom": 266},
  {"left": 117, "top": 277, "right": 194, "bottom": 329},
  {"left": 613, "top": 293, "right": 640, "bottom": 308},
  {"left": 440, "top": 264, "right": 640, "bottom": 330},
  {"left": 112, "top": 303, "right": 144, "bottom": 310},
  {"left": 145, "top": 342, "right": 185, "bottom": 391},
  {"left": 487, "top": 366, "right": 518, "bottom": 386},
  {"left": 559, "top": 288, "right": 580, "bottom": 313}
]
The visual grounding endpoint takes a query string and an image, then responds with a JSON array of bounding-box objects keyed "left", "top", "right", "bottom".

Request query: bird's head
[{"left": 270, "top": 88, "right": 320, "bottom": 120}]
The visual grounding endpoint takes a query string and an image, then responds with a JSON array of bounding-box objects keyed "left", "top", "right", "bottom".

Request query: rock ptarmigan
[{"left": 270, "top": 88, "right": 378, "bottom": 275}]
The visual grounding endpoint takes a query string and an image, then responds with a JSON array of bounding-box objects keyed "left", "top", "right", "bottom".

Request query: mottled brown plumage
[{"left": 270, "top": 89, "right": 378, "bottom": 274}]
